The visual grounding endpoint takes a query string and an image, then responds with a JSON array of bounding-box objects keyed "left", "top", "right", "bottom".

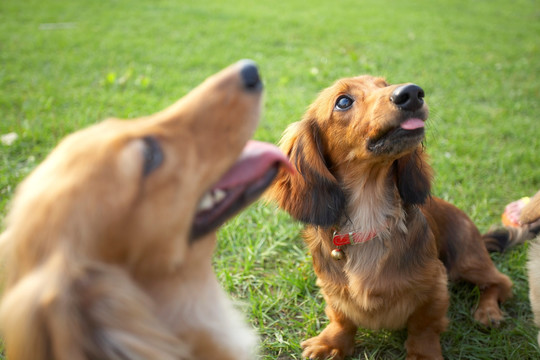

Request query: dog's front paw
[
  {"left": 473, "top": 305, "right": 504, "bottom": 327},
  {"left": 301, "top": 335, "right": 354, "bottom": 360}
]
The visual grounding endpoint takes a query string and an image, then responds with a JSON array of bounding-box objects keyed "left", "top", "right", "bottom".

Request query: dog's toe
[
  {"left": 301, "top": 336, "right": 352, "bottom": 360},
  {"left": 302, "top": 346, "right": 344, "bottom": 360},
  {"left": 473, "top": 305, "right": 504, "bottom": 327}
]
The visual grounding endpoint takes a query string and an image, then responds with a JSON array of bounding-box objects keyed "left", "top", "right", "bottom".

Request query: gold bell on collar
[{"left": 331, "top": 248, "right": 344, "bottom": 260}]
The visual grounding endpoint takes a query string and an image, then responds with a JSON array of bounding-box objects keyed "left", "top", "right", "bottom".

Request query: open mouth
[
  {"left": 190, "top": 140, "right": 293, "bottom": 240},
  {"left": 367, "top": 117, "right": 426, "bottom": 155}
]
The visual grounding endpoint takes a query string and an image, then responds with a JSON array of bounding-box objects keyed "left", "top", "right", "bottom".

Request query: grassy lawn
[{"left": 1, "top": 0, "right": 539, "bottom": 358}]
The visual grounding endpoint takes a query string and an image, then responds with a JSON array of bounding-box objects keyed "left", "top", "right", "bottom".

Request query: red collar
[{"left": 332, "top": 230, "right": 377, "bottom": 246}]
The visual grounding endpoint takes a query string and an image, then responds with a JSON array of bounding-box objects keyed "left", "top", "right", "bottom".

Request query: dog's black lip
[
  {"left": 369, "top": 125, "right": 425, "bottom": 145},
  {"left": 367, "top": 111, "right": 427, "bottom": 153},
  {"left": 189, "top": 165, "right": 280, "bottom": 242},
  {"left": 367, "top": 127, "right": 425, "bottom": 153}
]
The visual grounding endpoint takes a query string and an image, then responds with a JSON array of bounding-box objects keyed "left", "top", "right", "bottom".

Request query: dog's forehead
[
  {"left": 32, "top": 120, "right": 149, "bottom": 186},
  {"left": 337, "top": 75, "right": 388, "bottom": 92}
]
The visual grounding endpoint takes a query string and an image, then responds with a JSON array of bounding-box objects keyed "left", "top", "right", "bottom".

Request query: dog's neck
[
  {"left": 338, "top": 163, "right": 406, "bottom": 241},
  {"left": 143, "top": 233, "right": 257, "bottom": 360}
]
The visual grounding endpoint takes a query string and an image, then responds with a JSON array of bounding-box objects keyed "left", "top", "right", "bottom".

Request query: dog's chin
[{"left": 367, "top": 127, "right": 425, "bottom": 156}]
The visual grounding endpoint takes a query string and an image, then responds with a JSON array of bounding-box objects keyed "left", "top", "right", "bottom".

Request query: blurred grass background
[{"left": 1, "top": 0, "right": 539, "bottom": 358}]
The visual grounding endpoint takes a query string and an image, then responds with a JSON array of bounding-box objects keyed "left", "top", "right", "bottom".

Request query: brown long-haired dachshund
[
  {"left": 0, "top": 61, "right": 291, "bottom": 360},
  {"left": 267, "top": 75, "right": 513, "bottom": 359}
]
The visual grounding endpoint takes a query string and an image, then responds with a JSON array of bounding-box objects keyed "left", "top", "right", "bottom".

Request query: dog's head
[
  {"left": 2, "top": 60, "right": 290, "bottom": 280},
  {"left": 268, "top": 75, "right": 432, "bottom": 226}
]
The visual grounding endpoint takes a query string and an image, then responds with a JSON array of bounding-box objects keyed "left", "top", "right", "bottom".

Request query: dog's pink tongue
[
  {"left": 214, "top": 140, "right": 293, "bottom": 189},
  {"left": 400, "top": 118, "right": 425, "bottom": 130}
]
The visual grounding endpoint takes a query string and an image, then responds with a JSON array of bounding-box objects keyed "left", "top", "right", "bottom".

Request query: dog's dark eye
[
  {"left": 142, "top": 136, "right": 163, "bottom": 176},
  {"left": 335, "top": 95, "right": 354, "bottom": 111}
]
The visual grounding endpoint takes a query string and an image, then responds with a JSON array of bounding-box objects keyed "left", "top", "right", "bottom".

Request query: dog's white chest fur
[
  {"left": 333, "top": 177, "right": 413, "bottom": 328},
  {"left": 156, "top": 270, "right": 258, "bottom": 359},
  {"left": 342, "top": 176, "right": 406, "bottom": 242}
]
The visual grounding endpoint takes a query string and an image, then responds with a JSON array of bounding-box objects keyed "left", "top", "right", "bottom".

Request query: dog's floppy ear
[
  {"left": 393, "top": 147, "right": 433, "bottom": 205},
  {"left": 266, "top": 120, "right": 345, "bottom": 226}
]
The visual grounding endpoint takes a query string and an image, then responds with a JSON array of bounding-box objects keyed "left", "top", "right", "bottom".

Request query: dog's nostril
[
  {"left": 239, "top": 59, "right": 262, "bottom": 91},
  {"left": 390, "top": 84, "right": 424, "bottom": 111}
]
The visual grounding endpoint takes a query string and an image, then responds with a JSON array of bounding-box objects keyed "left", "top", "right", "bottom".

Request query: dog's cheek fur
[
  {"left": 393, "top": 148, "right": 433, "bottom": 205},
  {"left": 268, "top": 121, "right": 345, "bottom": 227}
]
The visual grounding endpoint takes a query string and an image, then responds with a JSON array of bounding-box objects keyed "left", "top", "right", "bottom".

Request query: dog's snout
[
  {"left": 239, "top": 60, "right": 262, "bottom": 91},
  {"left": 390, "top": 84, "right": 425, "bottom": 111}
]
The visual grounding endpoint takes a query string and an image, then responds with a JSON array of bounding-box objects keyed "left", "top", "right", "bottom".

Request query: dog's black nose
[
  {"left": 390, "top": 84, "right": 425, "bottom": 111},
  {"left": 239, "top": 60, "right": 262, "bottom": 91}
]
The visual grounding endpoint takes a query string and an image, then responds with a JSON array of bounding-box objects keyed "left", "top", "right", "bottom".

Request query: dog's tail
[
  {"left": 483, "top": 226, "right": 538, "bottom": 253},
  {"left": 0, "top": 249, "right": 189, "bottom": 360}
]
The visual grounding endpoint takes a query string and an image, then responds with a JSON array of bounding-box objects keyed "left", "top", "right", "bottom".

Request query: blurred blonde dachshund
[{"left": 0, "top": 61, "right": 290, "bottom": 360}]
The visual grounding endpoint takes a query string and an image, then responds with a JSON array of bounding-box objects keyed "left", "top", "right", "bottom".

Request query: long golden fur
[
  {"left": 528, "top": 196, "right": 540, "bottom": 345},
  {"left": 0, "top": 61, "right": 290, "bottom": 360},
  {"left": 267, "top": 75, "right": 513, "bottom": 359}
]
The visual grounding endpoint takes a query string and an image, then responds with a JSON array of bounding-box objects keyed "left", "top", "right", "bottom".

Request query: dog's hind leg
[
  {"left": 301, "top": 305, "right": 357, "bottom": 360},
  {"left": 452, "top": 248, "right": 513, "bottom": 326}
]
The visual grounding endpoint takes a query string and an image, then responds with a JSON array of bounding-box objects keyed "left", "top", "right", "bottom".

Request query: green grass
[{"left": 1, "top": 0, "right": 539, "bottom": 358}]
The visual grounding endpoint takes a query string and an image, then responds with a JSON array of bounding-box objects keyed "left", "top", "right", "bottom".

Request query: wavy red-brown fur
[{"left": 268, "top": 75, "right": 512, "bottom": 359}]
